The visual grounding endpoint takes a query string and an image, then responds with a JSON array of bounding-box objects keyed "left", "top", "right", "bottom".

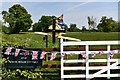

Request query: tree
[
  {"left": 117, "top": 22, "right": 120, "bottom": 32},
  {"left": 82, "top": 26, "right": 87, "bottom": 31},
  {"left": 68, "top": 24, "right": 80, "bottom": 32},
  {"left": 0, "top": 21, "right": 8, "bottom": 33},
  {"left": 33, "top": 15, "right": 68, "bottom": 32},
  {"left": 0, "top": 21, "right": 2, "bottom": 32},
  {"left": 64, "top": 24, "right": 68, "bottom": 32},
  {"left": 33, "top": 16, "right": 55, "bottom": 32},
  {"left": 110, "top": 21, "right": 120, "bottom": 32},
  {"left": 2, "top": 4, "right": 32, "bottom": 34},
  {"left": 87, "top": 16, "right": 97, "bottom": 31},
  {"left": 88, "top": 16, "right": 91, "bottom": 31},
  {"left": 97, "top": 16, "right": 117, "bottom": 32},
  {"left": 33, "top": 22, "right": 42, "bottom": 32}
]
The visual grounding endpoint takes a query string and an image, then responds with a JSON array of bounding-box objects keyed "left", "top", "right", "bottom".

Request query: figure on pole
[{"left": 46, "top": 14, "right": 65, "bottom": 44}]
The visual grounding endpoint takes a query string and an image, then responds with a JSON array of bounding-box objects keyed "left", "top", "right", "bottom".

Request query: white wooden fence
[{"left": 60, "top": 39, "right": 120, "bottom": 80}]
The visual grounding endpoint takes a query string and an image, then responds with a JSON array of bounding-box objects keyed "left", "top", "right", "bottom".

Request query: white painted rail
[
  {"left": 60, "top": 39, "right": 120, "bottom": 80},
  {"left": 62, "top": 41, "right": 119, "bottom": 46}
]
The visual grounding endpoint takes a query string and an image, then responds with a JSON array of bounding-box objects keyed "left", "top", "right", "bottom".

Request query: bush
[{"left": 2, "top": 58, "right": 42, "bottom": 80}]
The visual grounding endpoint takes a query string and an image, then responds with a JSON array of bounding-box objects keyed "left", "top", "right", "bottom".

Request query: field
[
  {"left": 1, "top": 32, "right": 120, "bottom": 80},
  {"left": 2, "top": 32, "right": 120, "bottom": 48},
  {"left": 64, "top": 32, "right": 119, "bottom": 41}
]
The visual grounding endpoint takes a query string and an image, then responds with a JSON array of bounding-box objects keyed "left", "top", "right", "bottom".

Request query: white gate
[{"left": 60, "top": 39, "right": 120, "bottom": 80}]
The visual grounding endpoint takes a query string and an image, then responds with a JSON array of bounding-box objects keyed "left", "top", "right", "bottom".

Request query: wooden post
[
  {"left": 59, "top": 38, "right": 60, "bottom": 49},
  {"left": 52, "top": 19, "right": 56, "bottom": 44},
  {"left": 45, "top": 35, "right": 48, "bottom": 48},
  {"left": 46, "top": 18, "right": 65, "bottom": 44},
  {"left": 45, "top": 35, "right": 48, "bottom": 61},
  {"left": 45, "top": 53, "right": 48, "bottom": 61}
]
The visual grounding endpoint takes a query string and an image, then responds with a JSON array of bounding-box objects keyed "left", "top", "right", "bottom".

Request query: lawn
[
  {"left": 2, "top": 32, "right": 59, "bottom": 48},
  {"left": 64, "top": 32, "right": 119, "bottom": 41},
  {"left": 2, "top": 32, "right": 120, "bottom": 48}
]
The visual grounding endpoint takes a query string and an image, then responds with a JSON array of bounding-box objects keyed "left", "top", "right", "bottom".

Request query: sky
[{"left": 1, "top": 0, "right": 119, "bottom": 29}]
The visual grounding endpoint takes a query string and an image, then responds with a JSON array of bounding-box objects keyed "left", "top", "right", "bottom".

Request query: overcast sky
[{"left": 1, "top": 0, "right": 119, "bottom": 29}]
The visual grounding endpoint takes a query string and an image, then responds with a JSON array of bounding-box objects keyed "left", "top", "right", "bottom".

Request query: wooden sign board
[{"left": 3, "top": 48, "right": 42, "bottom": 69}]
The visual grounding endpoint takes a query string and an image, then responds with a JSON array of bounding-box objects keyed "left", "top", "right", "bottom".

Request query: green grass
[
  {"left": 2, "top": 32, "right": 60, "bottom": 48},
  {"left": 2, "top": 32, "right": 120, "bottom": 48},
  {"left": 43, "top": 60, "right": 60, "bottom": 64},
  {"left": 64, "top": 32, "right": 119, "bottom": 41}
]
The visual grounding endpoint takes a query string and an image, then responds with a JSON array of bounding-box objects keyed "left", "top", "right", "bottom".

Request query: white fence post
[
  {"left": 107, "top": 45, "right": 111, "bottom": 79},
  {"left": 86, "top": 45, "right": 89, "bottom": 80},
  {"left": 60, "top": 38, "right": 64, "bottom": 80}
]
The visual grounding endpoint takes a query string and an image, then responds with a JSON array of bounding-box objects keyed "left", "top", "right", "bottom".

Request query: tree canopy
[
  {"left": 33, "top": 15, "right": 68, "bottom": 32},
  {"left": 33, "top": 16, "right": 55, "bottom": 32},
  {"left": 2, "top": 4, "right": 32, "bottom": 34},
  {"left": 97, "top": 16, "right": 119, "bottom": 32},
  {"left": 0, "top": 21, "right": 2, "bottom": 32},
  {"left": 68, "top": 24, "right": 80, "bottom": 32},
  {"left": 87, "top": 16, "right": 97, "bottom": 31},
  {"left": 2, "top": 4, "right": 119, "bottom": 33}
]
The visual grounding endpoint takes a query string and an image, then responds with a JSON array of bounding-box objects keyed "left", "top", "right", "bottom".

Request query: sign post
[{"left": 46, "top": 18, "right": 65, "bottom": 44}]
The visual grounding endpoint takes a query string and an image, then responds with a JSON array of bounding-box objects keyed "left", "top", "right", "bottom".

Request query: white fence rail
[{"left": 60, "top": 39, "right": 120, "bottom": 80}]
